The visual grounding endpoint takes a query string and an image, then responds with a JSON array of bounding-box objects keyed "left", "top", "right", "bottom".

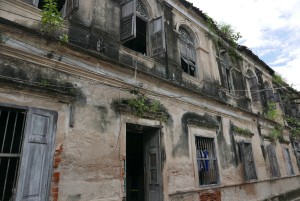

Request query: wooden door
[
  {"left": 144, "top": 130, "right": 162, "bottom": 201},
  {"left": 15, "top": 108, "right": 57, "bottom": 201}
]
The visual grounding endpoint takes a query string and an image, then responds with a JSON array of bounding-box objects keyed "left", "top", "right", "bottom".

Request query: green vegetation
[
  {"left": 273, "top": 73, "right": 287, "bottom": 86},
  {"left": 0, "top": 33, "right": 8, "bottom": 43},
  {"left": 112, "top": 95, "right": 169, "bottom": 122},
  {"left": 232, "top": 125, "right": 253, "bottom": 137},
  {"left": 268, "top": 125, "right": 283, "bottom": 143},
  {"left": 40, "top": 0, "right": 68, "bottom": 42},
  {"left": 265, "top": 102, "right": 279, "bottom": 120}
]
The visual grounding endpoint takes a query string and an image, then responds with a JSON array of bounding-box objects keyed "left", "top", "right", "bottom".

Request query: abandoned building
[{"left": 1, "top": 0, "right": 300, "bottom": 200}]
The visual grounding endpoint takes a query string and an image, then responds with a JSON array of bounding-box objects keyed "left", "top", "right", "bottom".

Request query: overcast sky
[{"left": 188, "top": 0, "right": 300, "bottom": 90}]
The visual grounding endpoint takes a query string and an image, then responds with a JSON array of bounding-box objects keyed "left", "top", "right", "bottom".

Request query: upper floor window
[
  {"left": 219, "top": 52, "right": 233, "bottom": 92},
  {"left": 23, "top": 0, "right": 78, "bottom": 18},
  {"left": 195, "top": 136, "right": 219, "bottom": 186},
  {"left": 246, "top": 70, "right": 260, "bottom": 102},
  {"left": 120, "top": 0, "right": 165, "bottom": 56},
  {"left": 179, "top": 27, "right": 196, "bottom": 77}
]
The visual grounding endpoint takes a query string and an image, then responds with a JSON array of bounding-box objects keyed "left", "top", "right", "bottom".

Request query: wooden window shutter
[
  {"left": 283, "top": 148, "right": 294, "bottom": 175},
  {"left": 180, "top": 41, "right": 187, "bottom": 58},
  {"left": 120, "top": 0, "right": 136, "bottom": 42},
  {"left": 150, "top": 17, "right": 166, "bottom": 56},
  {"left": 15, "top": 108, "right": 58, "bottom": 201},
  {"left": 267, "top": 144, "right": 281, "bottom": 177},
  {"left": 186, "top": 45, "right": 195, "bottom": 62},
  {"left": 62, "top": 0, "right": 79, "bottom": 19},
  {"left": 248, "top": 77, "right": 260, "bottom": 102},
  {"left": 240, "top": 142, "right": 257, "bottom": 181}
]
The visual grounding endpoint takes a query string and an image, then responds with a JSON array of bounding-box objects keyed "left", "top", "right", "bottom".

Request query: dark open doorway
[
  {"left": 126, "top": 123, "right": 163, "bottom": 201},
  {"left": 126, "top": 131, "right": 145, "bottom": 201}
]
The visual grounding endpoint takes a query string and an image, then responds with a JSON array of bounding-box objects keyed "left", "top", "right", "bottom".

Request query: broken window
[
  {"left": 23, "top": 0, "right": 78, "bottom": 18},
  {"left": 239, "top": 142, "right": 257, "bottom": 181},
  {"left": 219, "top": 53, "right": 233, "bottom": 92},
  {"left": 0, "top": 105, "right": 57, "bottom": 200},
  {"left": 267, "top": 144, "right": 281, "bottom": 178},
  {"left": 283, "top": 148, "right": 294, "bottom": 175},
  {"left": 195, "top": 136, "right": 219, "bottom": 186},
  {"left": 120, "top": 0, "right": 165, "bottom": 56},
  {"left": 179, "top": 27, "right": 196, "bottom": 77}
]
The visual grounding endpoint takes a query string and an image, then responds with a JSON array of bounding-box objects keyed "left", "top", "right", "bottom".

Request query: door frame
[{"left": 119, "top": 117, "right": 165, "bottom": 201}]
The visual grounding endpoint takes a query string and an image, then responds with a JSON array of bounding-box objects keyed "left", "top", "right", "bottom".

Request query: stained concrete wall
[{"left": 0, "top": 0, "right": 299, "bottom": 201}]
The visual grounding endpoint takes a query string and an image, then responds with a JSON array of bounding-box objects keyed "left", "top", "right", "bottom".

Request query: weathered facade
[{"left": 1, "top": 0, "right": 300, "bottom": 200}]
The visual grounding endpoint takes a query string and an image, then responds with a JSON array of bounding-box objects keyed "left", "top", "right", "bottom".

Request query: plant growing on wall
[
  {"left": 204, "top": 13, "right": 242, "bottom": 60},
  {"left": 273, "top": 73, "right": 287, "bottom": 86},
  {"left": 112, "top": 94, "right": 169, "bottom": 122},
  {"left": 265, "top": 102, "right": 279, "bottom": 120},
  {"left": 40, "top": 0, "right": 68, "bottom": 42},
  {"left": 232, "top": 125, "right": 253, "bottom": 137},
  {"left": 268, "top": 125, "right": 283, "bottom": 143}
]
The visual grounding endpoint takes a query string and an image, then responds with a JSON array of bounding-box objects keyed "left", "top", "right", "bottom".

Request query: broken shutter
[
  {"left": 62, "top": 0, "right": 79, "bottom": 19},
  {"left": 120, "top": 0, "right": 136, "bottom": 42},
  {"left": 292, "top": 142, "right": 300, "bottom": 168},
  {"left": 145, "top": 130, "right": 162, "bottom": 201},
  {"left": 15, "top": 108, "right": 58, "bottom": 201},
  {"left": 240, "top": 142, "right": 257, "bottom": 181},
  {"left": 248, "top": 77, "right": 260, "bottom": 102},
  {"left": 283, "top": 148, "right": 294, "bottom": 175},
  {"left": 267, "top": 144, "right": 281, "bottom": 177},
  {"left": 150, "top": 17, "right": 166, "bottom": 56}
]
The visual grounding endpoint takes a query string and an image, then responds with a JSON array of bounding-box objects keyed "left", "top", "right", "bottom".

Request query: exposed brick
[
  {"left": 199, "top": 190, "right": 221, "bottom": 201},
  {"left": 52, "top": 172, "right": 60, "bottom": 183}
]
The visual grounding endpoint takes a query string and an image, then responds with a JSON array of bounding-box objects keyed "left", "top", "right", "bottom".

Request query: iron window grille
[
  {"left": 292, "top": 141, "right": 300, "bottom": 169},
  {"left": 195, "top": 136, "right": 219, "bottom": 186},
  {"left": 0, "top": 107, "right": 27, "bottom": 201}
]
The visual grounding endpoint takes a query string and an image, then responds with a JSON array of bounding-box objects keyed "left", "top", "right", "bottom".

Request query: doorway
[{"left": 126, "top": 123, "right": 162, "bottom": 201}]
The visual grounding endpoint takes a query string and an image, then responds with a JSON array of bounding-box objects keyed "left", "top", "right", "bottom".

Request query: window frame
[
  {"left": 292, "top": 141, "right": 300, "bottom": 169},
  {"left": 178, "top": 27, "right": 197, "bottom": 77},
  {"left": 266, "top": 144, "right": 281, "bottom": 178},
  {"left": 239, "top": 141, "right": 257, "bottom": 181},
  {"left": 283, "top": 147, "right": 294, "bottom": 175},
  {"left": 194, "top": 135, "right": 220, "bottom": 187}
]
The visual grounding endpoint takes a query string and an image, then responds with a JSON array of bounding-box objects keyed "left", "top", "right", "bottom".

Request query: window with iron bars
[
  {"left": 0, "top": 107, "right": 26, "bottom": 201},
  {"left": 195, "top": 136, "right": 219, "bottom": 186},
  {"left": 239, "top": 142, "right": 257, "bottom": 181},
  {"left": 283, "top": 148, "right": 294, "bottom": 175}
]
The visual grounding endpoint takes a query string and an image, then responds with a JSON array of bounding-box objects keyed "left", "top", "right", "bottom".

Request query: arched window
[
  {"left": 219, "top": 52, "right": 233, "bottom": 92},
  {"left": 179, "top": 27, "right": 196, "bottom": 77},
  {"left": 120, "top": 0, "right": 165, "bottom": 56}
]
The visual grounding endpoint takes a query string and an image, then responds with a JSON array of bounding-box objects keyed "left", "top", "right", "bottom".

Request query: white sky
[{"left": 188, "top": 0, "right": 300, "bottom": 90}]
